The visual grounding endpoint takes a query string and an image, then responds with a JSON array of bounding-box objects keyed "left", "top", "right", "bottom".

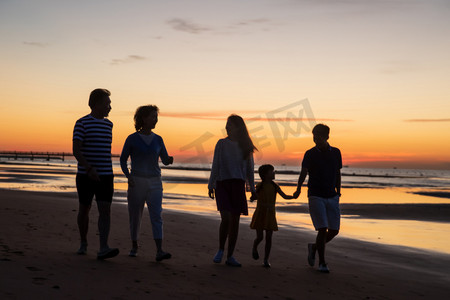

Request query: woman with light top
[
  {"left": 120, "top": 105, "right": 173, "bottom": 261},
  {"left": 208, "top": 114, "right": 257, "bottom": 267}
]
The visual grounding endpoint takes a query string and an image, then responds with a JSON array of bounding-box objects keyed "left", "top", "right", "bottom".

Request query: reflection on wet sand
[{"left": 1, "top": 161, "right": 450, "bottom": 254}]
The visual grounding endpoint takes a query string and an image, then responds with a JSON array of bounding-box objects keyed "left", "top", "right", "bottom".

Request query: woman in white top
[
  {"left": 120, "top": 105, "right": 173, "bottom": 261},
  {"left": 208, "top": 114, "right": 257, "bottom": 267}
]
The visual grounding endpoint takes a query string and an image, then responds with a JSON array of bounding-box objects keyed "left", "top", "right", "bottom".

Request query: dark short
[
  {"left": 215, "top": 179, "right": 248, "bottom": 215},
  {"left": 76, "top": 174, "right": 114, "bottom": 205}
]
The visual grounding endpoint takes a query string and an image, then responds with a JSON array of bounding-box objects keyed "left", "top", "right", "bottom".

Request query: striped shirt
[{"left": 73, "top": 114, "right": 113, "bottom": 175}]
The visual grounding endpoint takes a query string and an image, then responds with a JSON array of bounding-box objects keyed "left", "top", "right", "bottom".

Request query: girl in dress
[{"left": 250, "top": 164, "right": 295, "bottom": 267}]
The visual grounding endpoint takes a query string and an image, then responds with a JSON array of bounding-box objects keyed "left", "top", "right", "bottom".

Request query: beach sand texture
[{"left": 1, "top": 189, "right": 449, "bottom": 299}]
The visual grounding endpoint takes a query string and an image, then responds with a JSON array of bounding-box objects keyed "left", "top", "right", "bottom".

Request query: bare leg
[
  {"left": 218, "top": 211, "right": 230, "bottom": 250},
  {"left": 315, "top": 228, "right": 339, "bottom": 265},
  {"left": 316, "top": 228, "right": 327, "bottom": 265},
  {"left": 97, "top": 201, "right": 111, "bottom": 251},
  {"left": 264, "top": 230, "right": 273, "bottom": 262},
  {"left": 326, "top": 229, "right": 339, "bottom": 243},
  {"left": 77, "top": 203, "right": 91, "bottom": 245},
  {"left": 252, "top": 229, "right": 263, "bottom": 259},
  {"left": 226, "top": 213, "right": 240, "bottom": 258}
]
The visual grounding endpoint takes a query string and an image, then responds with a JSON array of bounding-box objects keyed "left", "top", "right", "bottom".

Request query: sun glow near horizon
[
  {"left": 1, "top": 99, "right": 449, "bottom": 169},
  {"left": 1, "top": 0, "right": 449, "bottom": 170}
]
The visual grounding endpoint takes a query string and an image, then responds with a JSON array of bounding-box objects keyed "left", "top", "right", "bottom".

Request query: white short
[{"left": 308, "top": 195, "right": 340, "bottom": 231}]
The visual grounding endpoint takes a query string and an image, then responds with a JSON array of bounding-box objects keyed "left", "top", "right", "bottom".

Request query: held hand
[
  {"left": 293, "top": 189, "right": 301, "bottom": 199},
  {"left": 167, "top": 156, "right": 174, "bottom": 165},
  {"left": 208, "top": 188, "right": 215, "bottom": 199}
]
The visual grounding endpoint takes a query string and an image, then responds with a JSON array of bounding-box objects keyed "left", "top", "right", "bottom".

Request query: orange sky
[
  {"left": 0, "top": 104, "right": 449, "bottom": 169},
  {"left": 1, "top": 1, "right": 449, "bottom": 170}
]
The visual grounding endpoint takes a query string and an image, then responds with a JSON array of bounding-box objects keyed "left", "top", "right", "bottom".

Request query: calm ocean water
[
  {"left": 1, "top": 157, "right": 450, "bottom": 254},
  {"left": 1, "top": 157, "right": 448, "bottom": 200}
]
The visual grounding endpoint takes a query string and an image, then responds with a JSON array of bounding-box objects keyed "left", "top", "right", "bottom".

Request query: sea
[{"left": 1, "top": 156, "right": 449, "bottom": 254}]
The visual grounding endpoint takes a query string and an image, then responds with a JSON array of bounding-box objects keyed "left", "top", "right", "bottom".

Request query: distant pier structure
[
  {"left": 0, "top": 151, "right": 119, "bottom": 161},
  {"left": 0, "top": 151, "right": 71, "bottom": 161}
]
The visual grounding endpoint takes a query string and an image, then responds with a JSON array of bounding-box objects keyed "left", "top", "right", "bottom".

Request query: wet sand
[
  {"left": 277, "top": 203, "right": 450, "bottom": 222},
  {"left": 1, "top": 189, "right": 449, "bottom": 299}
]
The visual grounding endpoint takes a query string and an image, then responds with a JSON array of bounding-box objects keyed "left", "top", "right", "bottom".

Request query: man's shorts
[
  {"left": 76, "top": 174, "right": 114, "bottom": 205},
  {"left": 308, "top": 195, "right": 340, "bottom": 231}
]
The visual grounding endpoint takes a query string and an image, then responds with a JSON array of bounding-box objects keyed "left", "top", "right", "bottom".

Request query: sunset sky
[{"left": 1, "top": 0, "right": 449, "bottom": 169}]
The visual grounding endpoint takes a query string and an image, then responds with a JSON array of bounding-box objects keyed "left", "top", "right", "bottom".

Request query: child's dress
[{"left": 250, "top": 181, "right": 278, "bottom": 231}]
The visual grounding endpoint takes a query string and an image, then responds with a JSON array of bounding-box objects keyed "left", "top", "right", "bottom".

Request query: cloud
[
  {"left": 227, "top": 18, "right": 276, "bottom": 33},
  {"left": 23, "top": 41, "right": 48, "bottom": 48},
  {"left": 233, "top": 18, "right": 272, "bottom": 27},
  {"left": 250, "top": 117, "right": 352, "bottom": 122},
  {"left": 404, "top": 118, "right": 450, "bottom": 123},
  {"left": 230, "top": 18, "right": 273, "bottom": 29},
  {"left": 110, "top": 55, "right": 147, "bottom": 65},
  {"left": 160, "top": 111, "right": 239, "bottom": 121},
  {"left": 167, "top": 18, "right": 212, "bottom": 34},
  {"left": 167, "top": 17, "right": 276, "bottom": 35},
  {"left": 160, "top": 111, "right": 351, "bottom": 122}
]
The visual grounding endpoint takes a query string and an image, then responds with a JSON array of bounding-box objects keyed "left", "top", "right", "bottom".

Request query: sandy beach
[{"left": 1, "top": 189, "right": 449, "bottom": 299}]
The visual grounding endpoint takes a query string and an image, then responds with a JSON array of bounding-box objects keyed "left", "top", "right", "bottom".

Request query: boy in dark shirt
[{"left": 294, "top": 124, "right": 342, "bottom": 273}]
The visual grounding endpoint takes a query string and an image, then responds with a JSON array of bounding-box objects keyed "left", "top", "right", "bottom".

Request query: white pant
[{"left": 127, "top": 176, "right": 163, "bottom": 240}]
